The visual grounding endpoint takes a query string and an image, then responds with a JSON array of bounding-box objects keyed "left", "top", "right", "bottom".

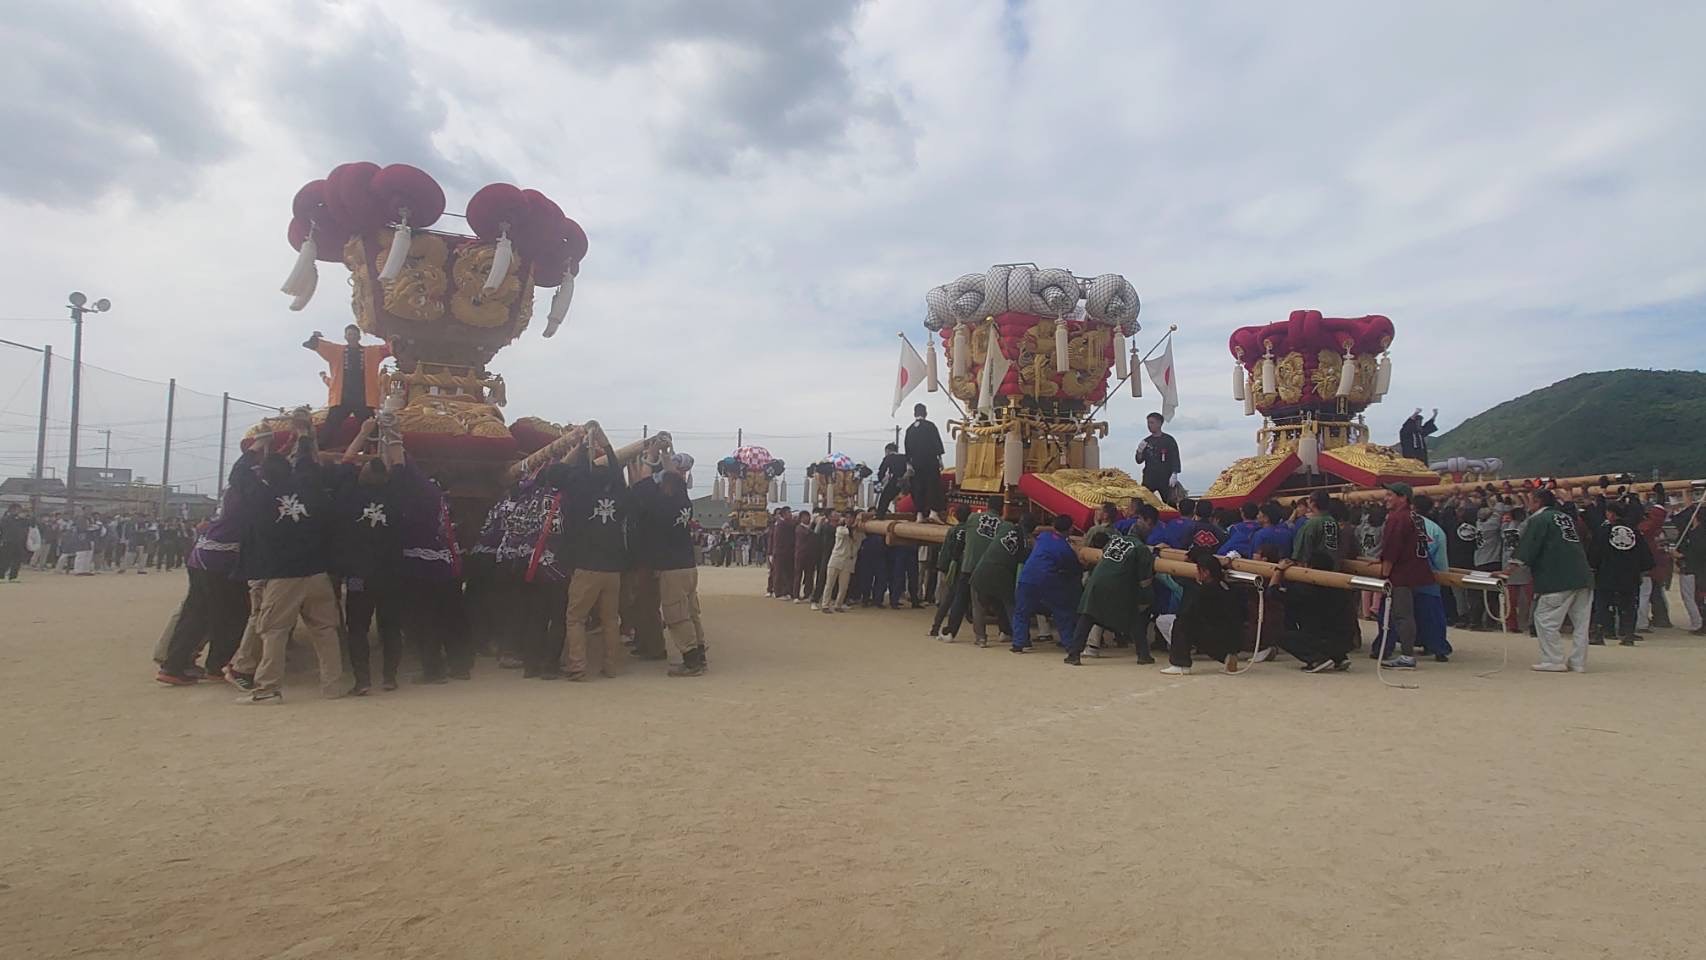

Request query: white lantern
[
  {"left": 1261, "top": 352, "right": 1277, "bottom": 395},
  {"left": 952, "top": 324, "right": 969, "bottom": 379},
  {"left": 1243, "top": 391, "right": 1256, "bottom": 417},
  {"left": 926, "top": 339, "right": 939, "bottom": 392},
  {"left": 1113, "top": 332, "right": 1129, "bottom": 379},
  {"left": 1054, "top": 321, "right": 1070, "bottom": 374},
  {"left": 1084, "top": 435, "right": 1100, "bottom": 470},
  {"left": 1131, "top": 354, "right": 1143, "bottom": 397},
  {"left": 1233, "top": 361, "right": 1246, "bottom": 401},
  {"left": 1002, "top": 422, "right": 1024, "bottom": 485},
  {"left": 1336, "top": 350, "right": 1356, "bottom": 398}
]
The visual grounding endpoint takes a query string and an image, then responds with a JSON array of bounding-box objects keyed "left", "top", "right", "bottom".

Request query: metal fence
[{"left": 0, "top": 337, "right": 283, "bottom": 513}]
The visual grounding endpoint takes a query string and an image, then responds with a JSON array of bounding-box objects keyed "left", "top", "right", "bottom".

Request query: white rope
[
  {"left": 1223, "top": 581, "right": 1267, "bottom": 676},
  {"left": 1474, "top": 583, "right": 1513, "bottom": 679},
  {"left": 1373, "top": 590, "right": 1419, "bottom": 690}
]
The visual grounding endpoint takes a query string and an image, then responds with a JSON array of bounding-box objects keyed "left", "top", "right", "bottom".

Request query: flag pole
[
  {"left": 900, "top": 331, "right": 968, "bottom": 421},
  {"left": 1088, "top": 324, "right": 1175, "bottom": 423}
]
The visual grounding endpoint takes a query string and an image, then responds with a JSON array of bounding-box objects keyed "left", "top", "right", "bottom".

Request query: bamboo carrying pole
[
  {"left": 1150, "top": 547, "right": 1496, "bottom": 591},
  {"left": 861, "top": 520, "right": 1391, "bottom": 594},
  {"left": 503, "top": 425, "right": 673, "bottom": 485}
]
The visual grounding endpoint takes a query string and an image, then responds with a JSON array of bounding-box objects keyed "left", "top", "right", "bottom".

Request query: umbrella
[
  {"left": 828, "top": 452, "right": 854, "bottom": 471},
  {"left": 735, "top": 445, "right": 773, "bottom": 470}
]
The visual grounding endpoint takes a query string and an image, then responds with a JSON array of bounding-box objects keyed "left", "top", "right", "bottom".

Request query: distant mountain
[{"left": 1431, "top": 370, "right": 1706, "bottom": 480}]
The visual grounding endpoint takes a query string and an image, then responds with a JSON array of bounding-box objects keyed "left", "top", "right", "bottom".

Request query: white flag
[
  {"left": 977, "top": 324, "right": 1011, "bottom": 416},
  {"left": 1144, "top": 338, "right": 1179, "bottom": 422},
  {"left": 893, "top": 334, "right": 927, "bottom": 415}
]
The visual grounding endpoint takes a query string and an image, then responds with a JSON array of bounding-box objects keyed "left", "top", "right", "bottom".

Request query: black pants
[
  {"left": 922, "top": 562, "right": 939, "bottom": 605},
  {"left": 345, "top": 578, "right": 403, "bottom": 687},
  {"left": 162, "top": 568, "right": 250, "bottom": 676},
  {"left": 404, "top": 579, "right": 474, "bottom": 678},
  {"left": 624, "top": 570, "right": 666, "bottom": 659},
  {"left": 1597, "top": 584, "right": 1638, "bottom": 638},
  {"left": 520, "top": 579, "right": 569, "bottom": 675},
  {"left": 1068, "top": 613, "right": 1151, "bottom": 659},
  {"left": 0, "top": 544, "right": 21, "bottom": 580},
  {"left": 908, "top": 462, "right": 942, "bottom": 516},
  {"left": 932, "top": 572, "right": 970, "bottom": 635},
  {"left": 875, "top": 480, "right": 903, "bottom": 517},
  {"left": 320, "top": 403, "right": 373, "bottom": 445}
]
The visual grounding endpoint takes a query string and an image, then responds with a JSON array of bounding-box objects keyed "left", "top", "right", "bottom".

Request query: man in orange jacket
[{"left": 303, "top": 324, "right": 391, "bottom": 445}]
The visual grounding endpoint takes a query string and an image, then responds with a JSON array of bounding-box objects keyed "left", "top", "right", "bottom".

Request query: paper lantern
[
  {"left": 1113, "top": 332, "right": 1128, "bottom": 379},
  {"left": 926, "top": 339, "right": 939, "bottom": 392},
  {"left": 1232, "top": 361, "right": 1246, "bottom": 400},
  {"left": 1054, "top": 321, "right": 1070, "bottom": 374},
  {"left": 1261, "top": 352, "right": 1277, "bottom": 395},
  {"left": 1131, "top": 355, "right": 1143, "bottom": 397},
  {"left": 952, "top": 325, "right": 969, "bottom": 379},
  {"left": 1002, "top": 422, "right": 1023, "bottom": 486}
]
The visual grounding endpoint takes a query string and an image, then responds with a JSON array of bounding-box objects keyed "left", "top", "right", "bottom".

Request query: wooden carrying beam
[
  {"left": 1152, "top": 547, "right": 1499, "bottom": 591},
  {"left": 862, "top": 520, "right": 1391, "bottom": 593},
  {"left": 503, "top": 424, "right": 673, "bottom": 485}
]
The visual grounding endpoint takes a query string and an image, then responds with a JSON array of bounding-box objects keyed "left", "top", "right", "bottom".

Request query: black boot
[{"left": 669, "top": 646, "right": 707, "bottom": 678}]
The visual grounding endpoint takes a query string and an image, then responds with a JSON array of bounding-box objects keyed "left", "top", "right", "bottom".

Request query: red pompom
[
  {"left": 561, "top": 216, "right": 589, "bottom": 263},
  {"left": 465, "top": 183, "right": 528, "bottom": 240},
  {"left": 325, "top": 161, "right": 383, "bottom": 231},
  {"left": 288, "top": 216, "right": 310, "bottom": 250},
  {"left": 531, "top": 238, "right": 570, "bottom": 286},
  {"left": 515, "top": 189, "right": 565, "bottom": 258},
  {"left": 370, "top": 164, "right": 446, "bottom": 228},
  {"left": 292, "top": 180, "right": 329, "bottom": 221}
]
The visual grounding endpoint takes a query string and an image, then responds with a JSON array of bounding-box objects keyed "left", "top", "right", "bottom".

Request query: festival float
[
  {"left": 1201, "top": 309, "right": 1439, "bottom": 505},
  {"left": 714, "top": 446, "right": 785, "bottom": 532},
  {"left": 921, "top": 263, "right": 1171, "bottom": 529},
  {"left": 252, "top": 161, "right": 671, "bottom": 538},
  {"left": 806, "top": 454, "right": 872, "bottom": 513}
]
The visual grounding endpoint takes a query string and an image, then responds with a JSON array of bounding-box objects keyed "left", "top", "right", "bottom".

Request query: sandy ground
[{"left": 1, "top": 565, "right": 1704, "bottom": 960}]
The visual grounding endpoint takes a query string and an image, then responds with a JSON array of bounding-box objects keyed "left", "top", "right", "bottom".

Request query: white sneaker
[
  {"left": 1251, "top": 647, "right": 1274, "bottom": 663},
  {"left": 810, "top": 603, "right": 820, "bottom": 611},
  {"left": 1567, "top": 663, "right": 1587, "bottom": 673},
  {"left": 1159, "top": 665, "right": 1191, "bottom": 675},
  {"left": 1530, "top": 662, "right": 1568, "bottom": 672},
  {"left": 1083, "top": 645, "right": 1102, "bottom": 658}
]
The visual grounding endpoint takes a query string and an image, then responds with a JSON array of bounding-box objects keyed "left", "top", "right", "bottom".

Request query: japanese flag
[
  {"left": 893, "top": 335, "right": 927, "bottom": 415},
  {"left": 1144, "top": 339, "right": 1179, "bottom": 423}
]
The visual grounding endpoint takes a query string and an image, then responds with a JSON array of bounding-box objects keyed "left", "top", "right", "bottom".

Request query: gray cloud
[
  {"left": 0, "top": 0, "right": 234, "bottom": 205},
  {"left": 263, "top": 8, "right": 500, "bottom": 195},
  {"left": 461, "top": 0, "right": 899, "bottom": 170}
]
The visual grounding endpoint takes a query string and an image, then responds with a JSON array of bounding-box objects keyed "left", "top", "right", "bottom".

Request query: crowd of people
[
  {"left": 758, "top": 463, "right": 1700, "bottom": 677},
  {"left": 0, "top": 505, "right": 197, "bottom": 579},
  {"left": 693, "top": 530, "right": 766, "bottom": 567},
  {"left": 142, "top": 411, "right": 708, "bottom": 703}
]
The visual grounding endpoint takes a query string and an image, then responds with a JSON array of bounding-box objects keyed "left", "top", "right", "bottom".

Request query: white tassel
[
  {"left": 287, "top": 268, "right": 317, "bottom": 312},
  {"left": 955, "top": 431, "right": 968, "bottom": 476},
  {"left": 1131, "top": 354, "right": 1143, "bottom": 398},
  {"left": 1054, "top": 321, "right": 1070, "bottom": 374},
  {"left": 951, "top": 325, "right": 969, "bottom": 379},
  {"left": 545, "top": 273, "right": 575, "bottom": 335},
  {"left": 1261, "top": 353, "right": 1277, "bottom": 395},
  {"left": 926, "top": 339, "right": 939, "bottom": 392},
  {"left": 1003, "top": 421, "right": 1024, "bottom": 486},
  {"left": 280, "top": 235, "right": 317, "bottom": 298},
  {"left": 1243, "top": 390, "right": 1256, "bottom": 417},
  {"left": 1374, "top": 353, "right": 1392, "bottom": 397},
  {"left": 1336, "top": 351, "right": 1357, "bottom": 398},
  {"left": 1233, "top": 362, "right": 1246, "bottom": 401},
  {"left": 1299, "top": 428, "right": 1319, "bottom": 471},
  {"left": 1113, "top": 333, "right": 1128, "bottom": 379},
  {"left": 483, "top": 232, "right": 513, "bottom": 293},
  {"left": 1084, "top": 435, "right": 1100, "bottom": 470},
  {"left": 379, "top": 222, "right": 411, "bottom": 283}
]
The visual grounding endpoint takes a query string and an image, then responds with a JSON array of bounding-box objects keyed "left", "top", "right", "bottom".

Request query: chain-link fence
[
  {"left": 0, "top": 338, "right": 283, "bottom": 515},
  {"left": 3, "top": 337, "right": 917, "bottom": 515}
]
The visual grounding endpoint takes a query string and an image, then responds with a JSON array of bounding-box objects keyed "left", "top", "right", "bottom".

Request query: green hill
[{"left": 1431, "top": 370, "right": 1706, "bottom": 480}]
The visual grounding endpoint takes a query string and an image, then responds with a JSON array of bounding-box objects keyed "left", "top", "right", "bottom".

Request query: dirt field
[{"left": 1, "top": 565, "right": 1703, "bottom": 959}]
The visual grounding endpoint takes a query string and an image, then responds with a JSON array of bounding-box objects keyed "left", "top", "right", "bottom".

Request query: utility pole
[
  {"left": 216, "top": 392, "right": 230, "bottom": 497},
  {"left": 159, "top": 378, "right": 175, "bottom": 518},
  {"left": 827, "top": 432, "right": 832, "bottom": 456},
  {"left": 103, "top": 430, "right": 112, "bottom": 469},
  {"left": 737, "top": 427, "right": 743, "bottom": 448},
  {"left": 33, "top": 345, "right": 50, "bottom": 484},
  {"left": 894, "top": 425, "right": 901, "bottom": 447},
  {"left": 64, "top": 291, "right": 111, "bottom": 498}
]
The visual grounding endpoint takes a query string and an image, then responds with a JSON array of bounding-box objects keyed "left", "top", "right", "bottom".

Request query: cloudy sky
[{"left": 1, "top": 0, "right": 1702, "bottom": 496}]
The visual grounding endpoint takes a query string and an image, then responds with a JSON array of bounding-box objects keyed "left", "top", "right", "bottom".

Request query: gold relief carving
[
  {"left": 395, "top": 395, "right": 511, "bottom": 439},
  {"left": 1322, "top": 443, "right": 1438, "bottom": 480},
  {"left": 450, "top": 243, "right": 527, "bottom": 328},
  {"left": 376, "top": 230, "right": 450, "bottom": 323},
  {"left": 1276, "top": 352, "right": 1305, "bottom": 403},
  {"left": 1312, "top": 350, "right": 1342, "bottom": 401},
  {"left": 1030, "top": 469, "right": 1164, "bottom": 511},
  {"left": 1203, "top": 452, "right": 1293, "bottom": 499},
  {"left": 344, "top": 236, "right": 377, "bottom": 334},
  {"left": 1350, "top": 355, "right": 1378, "bottom": 404}
]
